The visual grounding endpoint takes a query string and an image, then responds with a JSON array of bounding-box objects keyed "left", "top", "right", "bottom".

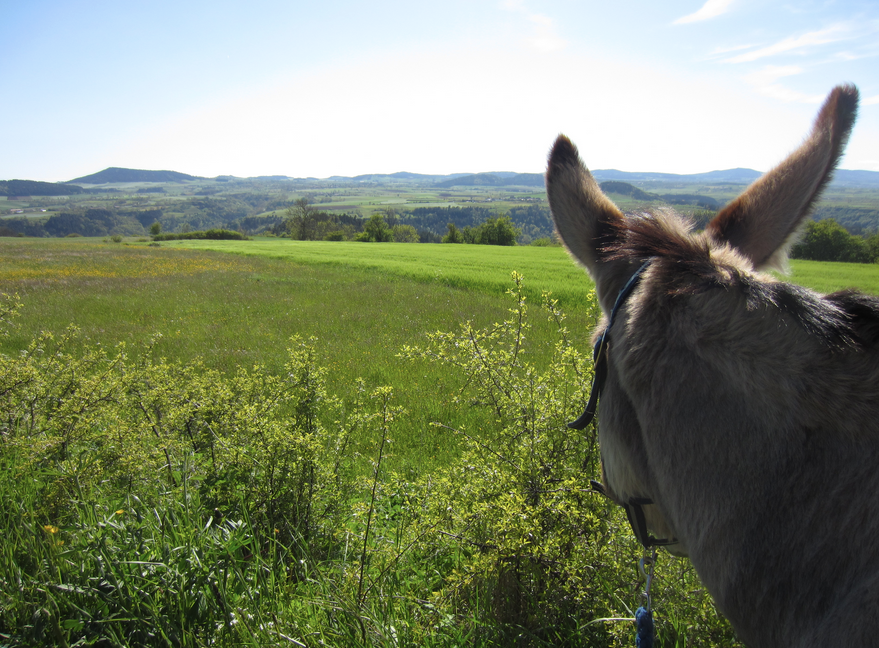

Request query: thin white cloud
[
  {"left": 744, "top": 65, "right": 803, "bottom": 86},
  {"left": 709, "top": 42, "right": 757, "bottom": 56},
  {"left": 743, "top": 65, "right": 826, "bottom": 104},
  {"left": 724, "top": 23, "right": 852, "bottom": 63},
  {"left": 832, "top": 51, "right": 860, "bottom": 62},
  {"left": 526, "top": 13, "right": 566, "bottom": 51},
  {"left": 500, "top": 0, "right": 567, "bottom": 51},
  {"left": 864, "top": 96, "right": 879, "bottom": 106},
  {"left": 674, "top": 0, "right": 735, "bottom": 25}
]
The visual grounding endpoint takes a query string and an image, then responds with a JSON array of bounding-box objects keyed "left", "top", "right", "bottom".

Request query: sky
[{"left": 2, "top": 0, "right": 878, "bottom": 182}]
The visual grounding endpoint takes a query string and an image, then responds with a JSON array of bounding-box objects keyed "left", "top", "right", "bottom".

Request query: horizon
[
  {"left": 55, "top": 164, "right": 879, "bottom": 184},
  {"left": 3, "top": 1, "right": 878, "bottom": 182}
]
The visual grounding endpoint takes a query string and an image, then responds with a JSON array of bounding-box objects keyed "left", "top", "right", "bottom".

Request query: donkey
[{"left": 546, "top": 84, "right": 879, "bottom": 647}]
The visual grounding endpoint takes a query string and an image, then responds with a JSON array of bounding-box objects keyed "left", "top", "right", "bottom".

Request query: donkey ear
[
  {"left": 706, "top": 84, "right": 859, "bottom": 270},
  {"left": 546, "top": 135, "right": 626, "bottom": 274}
]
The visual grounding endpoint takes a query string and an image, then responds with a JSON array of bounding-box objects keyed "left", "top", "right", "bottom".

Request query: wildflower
[
  {"left": 116, "top": 510, "right": 125, "bottom": 515},
  {"left": 43, "top": 525, "right": 59, "bottom": 534}
]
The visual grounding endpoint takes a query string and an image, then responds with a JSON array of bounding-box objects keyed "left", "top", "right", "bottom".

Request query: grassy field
[
  {"left": 0, "top": 238, "right": 603, "bottom": 477},
  {"left": 3, "top": 236, "right": 878, "bottom": 647}
]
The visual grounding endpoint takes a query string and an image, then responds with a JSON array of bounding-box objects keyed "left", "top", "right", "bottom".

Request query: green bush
[
  {"left": 0, "top": 285, "right": 740, "bottom": 647},
  {"left": 399, "top": 274, "right": 738, "bottom": 646},
  {"left": 0, "top": 301, "right": 361, "bottom": 645}
]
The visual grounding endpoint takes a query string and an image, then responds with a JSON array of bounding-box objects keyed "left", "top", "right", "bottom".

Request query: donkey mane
[{"left": 608, "top": 211, "right": 879, "bottom": 351}]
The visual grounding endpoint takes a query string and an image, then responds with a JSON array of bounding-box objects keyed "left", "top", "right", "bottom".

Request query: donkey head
[{"left": 546, "top": 85, "right": 859, "bottom": 557}]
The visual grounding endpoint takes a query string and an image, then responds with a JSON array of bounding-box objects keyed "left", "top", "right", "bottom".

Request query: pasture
[
  {"left": 0, "top": 238, "right": 605, "bottom": 476},
  {"left": 2, "top": 236, "right": 876, "bottom": 647}
]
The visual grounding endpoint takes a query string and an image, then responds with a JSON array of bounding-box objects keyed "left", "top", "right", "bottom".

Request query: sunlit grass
[
  {"left": 163, "top": 238, "right": 879, "bottom": 302},
  {"left": 787, "top": 258, "right": 879, "bottom": 294},
  {"left": 161, "top": 238, "right": 598, "bottom": 307}
]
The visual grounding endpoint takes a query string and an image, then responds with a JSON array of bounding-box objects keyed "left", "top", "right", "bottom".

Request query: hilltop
[{"left": 67, "top": 167, "right": 202, "bottom": 184}]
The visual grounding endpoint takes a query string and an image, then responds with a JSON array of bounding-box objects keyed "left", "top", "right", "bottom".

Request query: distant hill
[
  {"left": 67, "top": 167, "right": 201, "bottom": 184},
  {"left": 0, "top": 179, "right": 85, "bottom": 196},
  {"left": 599, "top": 181, "right": 657, "bottom": 201},
  {"left": 349, "top": 172, "right": 472, "bottom": 183},
  {"left": 592, "top": 168, "right": 762, "bottom": 184},
  {"left": 598, "top": 181, "right": 720, "bottom": 209},
  {"left": 590, "top": 168, "right": 879, "bottom": 187},
  {"left": 434, "top": 173, "right": 544, "bottom": 188},
  {"left": 831, "top": 170, "right": 879, "bottom": 187}
]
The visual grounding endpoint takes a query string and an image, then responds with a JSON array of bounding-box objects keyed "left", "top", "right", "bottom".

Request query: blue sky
[{"left": 3, "top": 0, "right": 877, "bottom": 181}]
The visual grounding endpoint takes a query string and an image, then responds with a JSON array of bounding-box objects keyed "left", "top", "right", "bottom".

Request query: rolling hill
[{"left": 67, "top": 167, "right": 202, "bottom": 184}]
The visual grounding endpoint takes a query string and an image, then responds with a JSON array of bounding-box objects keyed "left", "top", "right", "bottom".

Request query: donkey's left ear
[{"left": 706, "top": 84, "right": 859, "bottom": 270}]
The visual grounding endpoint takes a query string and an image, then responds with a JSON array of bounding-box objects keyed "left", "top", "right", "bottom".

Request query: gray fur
[{"left": 546, "top": 85, "right": 878, "bottom": 647}]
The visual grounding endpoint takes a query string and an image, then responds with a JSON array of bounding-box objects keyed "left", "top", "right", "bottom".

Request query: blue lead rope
[
  {"left": 635, "top": 606, "right": 654, "bottom": 648},
  {"left": 635, "top": 548, "right": 657, "bottom": 647}
]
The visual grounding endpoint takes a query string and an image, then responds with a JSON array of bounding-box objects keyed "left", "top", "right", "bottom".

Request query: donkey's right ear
[
  {"left": 706, "top": 84, "right": 859, "bottom": 271},
  {"left": 546, "top": 135, "right": 626, "bottom": 274}
]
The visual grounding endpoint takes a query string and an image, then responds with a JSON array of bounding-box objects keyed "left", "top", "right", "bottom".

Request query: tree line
[
  {"left": 271, "top": 199, "right": 527, "bottom": 245},
  {"left": 791, "top": 218, "right": 879, "bottom": 263},
  {"left": 6, "top": 195, "right": 879, "bottom": 262},
  {"left": 440, "top": 216, "right": 519, "bottom": 245}
]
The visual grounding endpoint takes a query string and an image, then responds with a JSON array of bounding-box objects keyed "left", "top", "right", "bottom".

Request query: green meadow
[
  {"left": 0, "top": 238, "right": 599, "bottom": 476},
  {"left": 2, "top": 236, "right": 877, "bottom": 648}
]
